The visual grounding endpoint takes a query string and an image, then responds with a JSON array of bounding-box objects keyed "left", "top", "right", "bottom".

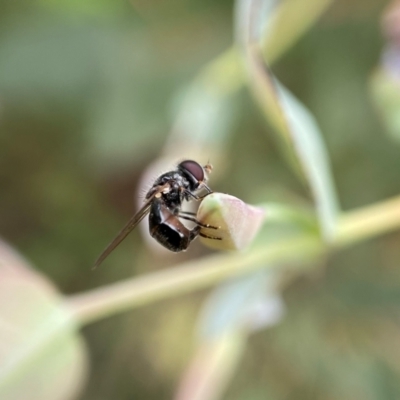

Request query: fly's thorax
[
  {"left": 145, "top": 171, "right": 175, "bottom": 199},
  {"left": 152, "top": 171, "right": 174, "bottom": 186},
  {"left": 162, "top": 188, "right": 182, "bottom": 210}
]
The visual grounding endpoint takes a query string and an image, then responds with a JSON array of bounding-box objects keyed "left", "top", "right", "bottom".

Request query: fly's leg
[
  {"left": 184, "top": 189, "right": 213, "bottom": 201},
  {"left": 188, "top": 225, "right": 201, "bottom": 242},
  {"left": 200, "top": 183, "right": 212, "bottom": 195},
  {"left": 178, "top": 214, "right": 219, "bottom": 230},
  {"left": 173, "top": 208, "right": 219, "bottom": 229},
  {"left": 199, "top": 232, "right": 222, "bottom": 241},
  {"left": 188, "top": 226, "right": 222, "bottom": 242},
  {"left": 179, "top": 210, "right": 197, "bottom": 216}
]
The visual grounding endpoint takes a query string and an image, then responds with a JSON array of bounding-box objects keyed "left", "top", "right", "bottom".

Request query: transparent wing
[{"left": 93, "top": 200, "right": 152, "bottom": 269}]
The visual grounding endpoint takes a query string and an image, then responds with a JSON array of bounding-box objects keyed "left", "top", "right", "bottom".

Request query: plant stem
[
  {"left": 335, "top": 194, "right": 400, "bottom": 247},
  {"left": 66, "top": 236, "right": 321, "bottom": 325},
  {"left": 65, "top": 194, "right": 400, "bottom": 326}
]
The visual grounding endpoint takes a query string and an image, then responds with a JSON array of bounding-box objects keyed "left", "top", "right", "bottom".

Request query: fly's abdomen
[
  {"left": 149, "top": 200, "right": 190, "bottom": 252},
  {"left": 150, "top": 222, "right": 187, "bottom": 252}
]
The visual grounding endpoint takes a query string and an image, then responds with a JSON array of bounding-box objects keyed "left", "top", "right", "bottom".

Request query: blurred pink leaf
[
  {"left": 0, "top": 239, "right": 88, "bottom": 400},
  {"left": 197, "top": 193, "right": 265, "bottom": 251},
  {"left": 197, "top": 271, "right": 285, "bottom": 338},
  {"left": 174, "top": 271, "right": 285, "bottom": 400}
]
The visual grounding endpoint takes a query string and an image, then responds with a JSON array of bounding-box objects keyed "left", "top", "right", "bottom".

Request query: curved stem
[
  {"left": 65, "top": 194, "right": 400, "bottom": 326},
  {"left": 66, "top": 236, "right": 321, "bottom": 325}
]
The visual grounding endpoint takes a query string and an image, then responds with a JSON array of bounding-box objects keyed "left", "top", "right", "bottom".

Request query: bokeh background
[{"left": 2, "top": 0, "right": 400, "bottom": 399}]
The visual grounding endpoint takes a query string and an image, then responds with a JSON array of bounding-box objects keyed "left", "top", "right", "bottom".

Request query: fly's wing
[{"left": 93, "top": 201, "right": 151, "bottom": 269}]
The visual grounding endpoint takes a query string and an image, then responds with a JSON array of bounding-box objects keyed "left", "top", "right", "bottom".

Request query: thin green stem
[
  {"left": 335, "top": 195, "right": 400, "bottom": 247},
  {"left": 65, "top": 195, "right": 400, "bottom": 326},
  {"left": 66, "top": 236, "right": 321, "bottom": 325}
]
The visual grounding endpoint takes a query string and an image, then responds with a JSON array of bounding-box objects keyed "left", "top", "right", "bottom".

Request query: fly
[{"left": 93, "top": 160, "right": 221, "bottom": 268}]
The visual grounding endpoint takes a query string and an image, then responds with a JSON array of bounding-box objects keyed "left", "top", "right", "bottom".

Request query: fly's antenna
[{"left": 203, "top": 160, "right": 213, "bottom": 175}]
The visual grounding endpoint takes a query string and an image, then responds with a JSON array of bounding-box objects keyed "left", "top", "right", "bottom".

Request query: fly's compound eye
[{"left": 178, "top": 160, "right": 204, "bottom": 183}]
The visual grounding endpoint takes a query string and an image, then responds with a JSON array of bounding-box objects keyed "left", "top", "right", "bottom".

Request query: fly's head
[{"left": 177, "top": 160, "right": 213, "bottom": 193}]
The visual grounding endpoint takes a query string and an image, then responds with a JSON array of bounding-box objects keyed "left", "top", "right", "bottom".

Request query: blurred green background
[{"left": 2, "top": 0, "right": 400, "bottom": 399}]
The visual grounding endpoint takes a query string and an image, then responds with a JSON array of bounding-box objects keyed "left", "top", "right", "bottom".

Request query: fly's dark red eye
[{"left": 178, "top": 160, "right": 204, "bottom": 182}]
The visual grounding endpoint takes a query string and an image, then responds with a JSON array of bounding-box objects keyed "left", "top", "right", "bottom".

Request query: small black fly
[{"left": 93, "top": 160, "right": 221, "bottom": 268}]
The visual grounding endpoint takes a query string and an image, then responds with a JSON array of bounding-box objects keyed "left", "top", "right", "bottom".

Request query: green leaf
[
  {"left": 274, "top": 82, "right": 340, "bottom": 240},
  {"left": 242, "top": 53, "right": 339, "bottom": 240},
  {"left": 236, "top": 0, "right": 340, "bottom": 240},
  {"left": 0, "top": 240, "right": 88, "bottom": 400}
]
